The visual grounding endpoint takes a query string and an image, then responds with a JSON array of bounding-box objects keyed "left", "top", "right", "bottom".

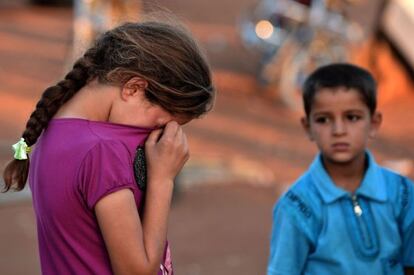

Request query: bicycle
[{"left": 239, "top": 0, "right": 365, "bottom": 110}]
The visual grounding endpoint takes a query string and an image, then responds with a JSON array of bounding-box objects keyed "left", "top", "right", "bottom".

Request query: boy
[{"left": 267, "top": 63, "right": 414, "bottom": 274}]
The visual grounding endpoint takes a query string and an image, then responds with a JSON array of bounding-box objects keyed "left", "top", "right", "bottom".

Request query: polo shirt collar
[{"left": 309, "top": 151, "right": 387, "bottom": 204}]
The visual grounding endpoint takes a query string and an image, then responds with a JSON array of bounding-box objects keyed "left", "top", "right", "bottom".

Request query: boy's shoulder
[
  {"left": 377, "top": 164, "right": 413, "bottom": 184},
  {"left": 280, "top": 170, "right": 320, "bottom": 200},
  {"left": 276, "top": 171, "right": 322, "bottom": 218},
  {"left": 273, "top": 171, "right": 323, "bottom": 240},
  {"left": 377, "top": 165, "right": 413, "bottom": 209},
  {"left": 375, "top": 164, "right": 413, "bottom": 194}
]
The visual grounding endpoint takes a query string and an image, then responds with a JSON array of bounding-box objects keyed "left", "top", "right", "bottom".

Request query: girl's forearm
[{"left": 141, "top": 178, "right": 174, "bottom": 271}]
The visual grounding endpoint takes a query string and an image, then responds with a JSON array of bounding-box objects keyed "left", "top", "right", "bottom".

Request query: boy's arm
[
  {"left": 401, "top": 178, "right": 414, "bottom": 269},
  {"left": 267, "top": 200, "right": 314, "bottom": 275}
]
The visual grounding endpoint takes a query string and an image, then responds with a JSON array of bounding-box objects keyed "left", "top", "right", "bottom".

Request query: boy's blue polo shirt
[{"left": 268, "top": 152, "right": 414, "bottom": 275}]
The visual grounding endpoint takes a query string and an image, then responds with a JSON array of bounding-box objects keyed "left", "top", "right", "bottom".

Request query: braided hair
[{"left": 3, "top": 21, "right": 215, "bottom": 191}]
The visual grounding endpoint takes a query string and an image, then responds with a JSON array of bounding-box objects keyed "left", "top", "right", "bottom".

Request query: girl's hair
[{"left": 3, "top": 21, "right": 215, "bottom": 192}]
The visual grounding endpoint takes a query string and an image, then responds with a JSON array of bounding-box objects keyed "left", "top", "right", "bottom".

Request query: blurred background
[{"left": 0, "top": 0, "right": 413, "bottom": 274}]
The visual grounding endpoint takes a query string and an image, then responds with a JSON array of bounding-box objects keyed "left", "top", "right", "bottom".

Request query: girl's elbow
[
  {"left": 127, "top": 262, "right": 161, "bottom": 275},
  {"left": 113, "top": 260, "right": 160, "bottom": 275}
]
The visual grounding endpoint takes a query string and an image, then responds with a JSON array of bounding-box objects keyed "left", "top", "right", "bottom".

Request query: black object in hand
[{"left": 133, "top": 146, "right": 147, "bottom": 191}]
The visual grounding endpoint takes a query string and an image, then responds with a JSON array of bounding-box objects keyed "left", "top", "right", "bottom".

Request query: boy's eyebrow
[
  {"left": 311, "top": 110, "right": 332, "bottom": 116},
  {"left": 311, "top": 108, "right": 366, "bottom": 116},
  {"left": 344, "top": 109, "right": 366, "bottom": 114}
]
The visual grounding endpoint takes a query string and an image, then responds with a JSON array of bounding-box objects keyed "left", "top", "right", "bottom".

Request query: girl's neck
[
  {"left": 322, "top": 152, "right": 367, "bottom": 193},
  {"left": 54, "top": 81, "right": 116, "bottom": 121}
]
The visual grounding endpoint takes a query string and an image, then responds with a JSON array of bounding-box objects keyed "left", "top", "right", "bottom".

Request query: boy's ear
[
  {"left": 369, "top": 111, "right": 382, "bottom": 139},
  {"left": 120, "top": 77, "right": 148, "bottom": 101},
  {"left": 301, "top": 117, "right": 314, "bottom": 141}
]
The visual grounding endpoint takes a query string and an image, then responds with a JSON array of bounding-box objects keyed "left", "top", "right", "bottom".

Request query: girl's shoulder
[
  {"left": 49, "top": 118, "right": 150, "bottom": 154},
  {"left": 80, "top": 139, "right": 134, "bottom": 181},
  {"left": 77, "top": 138, "right": 139, "bottom": 210}
]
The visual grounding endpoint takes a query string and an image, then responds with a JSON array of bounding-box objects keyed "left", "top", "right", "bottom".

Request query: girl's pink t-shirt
[{"left": 29, "top": 118, "right": 173, "bottom": 275}]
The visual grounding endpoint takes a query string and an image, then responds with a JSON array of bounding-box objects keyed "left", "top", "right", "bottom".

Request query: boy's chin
[{"left": 322, "top": 151, "right": 361, "bottom": 165}]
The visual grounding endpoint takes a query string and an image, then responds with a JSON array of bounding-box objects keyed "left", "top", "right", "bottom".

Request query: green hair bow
[{"left": 12, "top": 138, "right": 31, "bottom": 160}]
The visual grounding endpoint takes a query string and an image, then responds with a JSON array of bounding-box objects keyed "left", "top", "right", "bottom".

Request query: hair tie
[{"left": 12, "top": 138, "right": 31, "bottom": 160}]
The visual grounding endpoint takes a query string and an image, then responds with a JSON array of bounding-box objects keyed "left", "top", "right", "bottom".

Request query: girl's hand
[
  {"left": 145, "top": 121, "right": 189, "bottom": 184},
  {"left": 97, "top": 121, "right": 190, "bottom": 275}
]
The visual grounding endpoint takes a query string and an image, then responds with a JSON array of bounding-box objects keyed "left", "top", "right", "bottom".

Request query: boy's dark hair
[{"left": 302, "top": 63, "right": 377, "bottom": 117}]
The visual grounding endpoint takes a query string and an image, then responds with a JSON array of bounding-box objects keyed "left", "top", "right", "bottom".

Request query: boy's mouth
[{"left": 331, "top": 142, "right": 350, "bottom": 151}]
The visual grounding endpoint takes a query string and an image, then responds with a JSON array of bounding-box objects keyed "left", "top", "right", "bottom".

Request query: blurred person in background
[
  {"left": 267, "top": 63, "right": 414, "bottom": 275},
  {"left": 73, "top": 0, "right": 143, "bottom": 58},
  {"left": 2, "top": 20, "right": 214, "bottom": 275}
]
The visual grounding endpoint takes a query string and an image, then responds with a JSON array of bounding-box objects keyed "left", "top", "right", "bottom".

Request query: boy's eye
[
  {"left": 346, "top": 114, "right": 361, "bottom": 122},
  {"left": 315, "top": 117, "right": 329, "bottom": 124}
]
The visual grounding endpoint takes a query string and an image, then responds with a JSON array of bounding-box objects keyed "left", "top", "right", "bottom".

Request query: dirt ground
[
  {"left": 0, "top": 183, "right": 276, "bottom": 275},
  {"left": 0, "top": 0, "right": 413, "bottom": 274}
]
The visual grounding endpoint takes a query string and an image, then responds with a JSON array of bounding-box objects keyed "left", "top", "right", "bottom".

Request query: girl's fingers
[
  {"left": 146, "top": 129, "right": 163, "bottom": 146},
  {"left": 160, "top": 121, "right": 179, "bottom": 140},
  {"left": 175, "top": 125, "right": 183, "bottom": 141},
  {"left": 182, "top": 133, "right": 189, "bottom": 161}
]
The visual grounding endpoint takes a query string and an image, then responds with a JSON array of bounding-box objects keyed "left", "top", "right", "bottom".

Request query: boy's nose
[{"left": 332, "top": 119, "right": 346, "bottom": 135}]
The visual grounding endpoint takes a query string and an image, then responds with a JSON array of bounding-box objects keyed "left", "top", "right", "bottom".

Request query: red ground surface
[{"left": 0, "top": 1, "right": 413, "bottom": 274}]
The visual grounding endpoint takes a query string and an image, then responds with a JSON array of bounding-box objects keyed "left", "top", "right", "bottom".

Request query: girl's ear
[
  {"left": 369, "top": 111, "right": 382, "bottom": 139},
  {"left": 301, "top": 117, "right": 314, "bottom": 141},
  {"left": 120, "top": 77, "right": 149, "bottom": 101}
]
